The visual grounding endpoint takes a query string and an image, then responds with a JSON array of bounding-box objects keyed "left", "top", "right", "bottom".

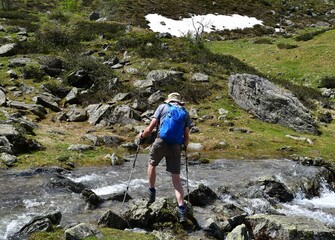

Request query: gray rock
[
  {"left": 0, "top": 136, "right": 13, "bottom": 154},
  {"left": 0, "top": 89, "right": 6, "bottom": 106},
  {"left": 192, "top": 73, "right": 209, "bottom": 82},
  {"left": 189, "top": 107, "right": 199, "bottom": 119},
  {"left": 147, "top": 70, "right": 184, "bottom": 84},
  {"left": 0, "top": 88, "right": 7, "bottom": 106},
  {"left": 0, "top": 43, "right": 17, "bottom": 56},
  {"left": 225, "top": 224, "right": 249, "bottom": 240},
  {"left": 205, "top": 218, "right": 225, "bottom": 240},
  {"left": 67, "top": 144, "right": 94, "bottom": 152},
  {"left": 186, "top": 184, "right": 218, "bottom": 207},
  {"left": 111, "top": 63, "right": 124, "bottom": 69},
  {"left": 132, "top": 98, "right": 147, "bottom": 111},
  {"left": 110, "top": 92, "right": 132, "bottom": 103},
  {"left": 65, "top": 87, "right": 79, "bottom": 105},
  {"left": 8, "top": 57, "right": 31, "bottom": 67},
  {"left": 133, "top": 79, "right": 154, "bottom": 93},
  {"left": 86, "top": 104, "right": 114, "bottom": 125},
  {"left": 247, "top": 214, "right": 335, "bottom": 239},
  {"left": 7, "top": 69, "right": 18, "bottom": 79},
  {"left": 7, "top": 100, "right": 47, "bottom": 119},
  {"left": 67, "top": 69, "right": 93, "bottom": 89},
  {"left": 228, "top": 74, "right": 319, "bottom": 135},
  {"left": 108, "top": 104, "right": 141, "bottom": 125},
  {"left": 48, "top": 175, "right": 86, "bottom": 193},
  {"left": 82, "top": 188, "right": 103, "bottom": 210},
  {"left": 66, "top": 108, "right": 88, "bottom": 122},
  {"left": 64, "top": 223, "right": 104, "bottom": 240},
  {"left": 188, "top": 143, "right": 203, "bottom": 150},
  {"left": 1, "top": 152, "right": 17, "bottom": 167},
  {"left": 33, "top": 93, "right": 61, "bottom": 112},
  {"left": 0, "top": 124, "right": 19, "bottom": 136},
  {"left": 89, "top": 11, "right": 100, "bottom": 21},
  {"left": 11, "top": 211, "right": 61, "bottom": 240},
  {"left": 148, "top": 91, "right": 164, "bottom": 104},
  {"left": 98, "top": 210, "right": 128, "bottom": 229}
]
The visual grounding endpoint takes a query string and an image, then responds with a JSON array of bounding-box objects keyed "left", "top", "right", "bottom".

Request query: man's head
[{"left": 164, "top": 92, "right": 185, "bottom": 105}]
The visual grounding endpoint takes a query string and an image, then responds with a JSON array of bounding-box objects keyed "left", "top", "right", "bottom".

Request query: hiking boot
[
  {"left": 148, "top": 188, "right": 156, "bottom": 203},
  {"left": 177, "top": 206, "right": 187, "bottom": 222}
]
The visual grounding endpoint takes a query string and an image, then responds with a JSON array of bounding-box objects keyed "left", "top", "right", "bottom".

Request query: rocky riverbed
[{"left": 1, "top": 156, "right": 335, "bottom": 239}]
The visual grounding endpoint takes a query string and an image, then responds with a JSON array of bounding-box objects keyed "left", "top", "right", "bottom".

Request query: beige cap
[{"left": 164, "top": 92, "right": 185, "bottom": 105}]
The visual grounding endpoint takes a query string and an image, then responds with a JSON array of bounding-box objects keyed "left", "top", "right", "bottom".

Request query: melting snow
[{"left": 145, "top": 13, "right": 263, "bottom": 37}]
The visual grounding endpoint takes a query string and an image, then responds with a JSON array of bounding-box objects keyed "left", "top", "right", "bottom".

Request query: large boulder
[
  {"left": 247, "top": 214, "right": 335, "bottom": 239},
  {"left": 228, "top": 74, "right": 319, "bottom": 135},
  {"left": 0, "top": 124, "right": 43, "bottom": 154},
  {"left": 98, "top": 210, "right": 128, "bottom": 229},
  {"left": 67, "top": 69, "right": 94, "bottom": 89},
  {"left": 147, "top": 70, "right": 184, "bottom": 85},
  {"left": 86, "top": 104, "right": 114, "bottom": 125},
  {"left": 33, "top": 92, "right": 61, "bottom": 112},
  {"left": 7, "top": 100, "right": 47, "bottom": 119},
  {"left": 47, "top": 174, "right": 87, "bottom": 193},
  {"left": 186, "top": 184, "right": 218, "bottom": 207},
  {"left": 125, "top": 198, "right": 198, "bottom": 230}
]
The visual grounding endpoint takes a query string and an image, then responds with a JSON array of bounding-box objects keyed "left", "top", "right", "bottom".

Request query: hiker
[{"left": 138, "top": 92, "right": 191, "bottom": 222}]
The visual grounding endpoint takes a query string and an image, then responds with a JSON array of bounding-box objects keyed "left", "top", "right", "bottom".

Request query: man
[{"left": 138, "top": 92, "right": 191, "bottom": 222}]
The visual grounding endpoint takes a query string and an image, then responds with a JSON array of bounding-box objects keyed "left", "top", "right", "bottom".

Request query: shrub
[
  {"left": 73, "top": 21, "right": 126, "bottom": 41},
  {"left": 319, "top": 76, "right": 335, "bottom": 88},
  {"left": 295, "top": 29, "right": 328, "bottom": 41},
  {"left": 277, "top": 43, "right": 298, "bottom": 49},
  {"left": 20, "top": 65, "right": 45, "bottom": 81},
  {"left": 253, "top": 38, "right": 273, "bottom": 44}
]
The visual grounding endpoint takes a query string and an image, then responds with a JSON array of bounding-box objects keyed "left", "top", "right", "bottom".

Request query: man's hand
[{"left": 135, "top": 131, "right": 145, "bottom": 145}]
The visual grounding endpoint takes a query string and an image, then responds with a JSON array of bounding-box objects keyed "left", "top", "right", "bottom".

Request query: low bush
[
  {"left": 73, "top": 21, "right": 126, "bottom": 41},
  {"left": 319, "top": 75, "right": 335, "bottom": 88},
  {"left": 277, "top": 43, "right": 298, "bottom": 49},
  {"left": 253, "top": 38, "right": 273, "bottom": 44},
  {"left": 20, "top": 65, "right": 45, "bottom": 81},
  {"left": 295, "top": 29, "right": 328, "bottom": 41}
]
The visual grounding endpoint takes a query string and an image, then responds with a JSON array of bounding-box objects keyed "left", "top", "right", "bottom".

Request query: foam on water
[
  {"left": 145, "top": 13, "right": 263, "bottom": 37},
  {"left": 92, "top": 178, "right": 147, "bottom": 196}
]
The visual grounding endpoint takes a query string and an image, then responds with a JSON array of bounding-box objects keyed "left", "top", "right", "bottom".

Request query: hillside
[{"left": 0, "top": 0, "right": 335, "bottom": 172}]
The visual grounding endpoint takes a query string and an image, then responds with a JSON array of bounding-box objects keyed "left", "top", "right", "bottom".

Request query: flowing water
[{"left": 1, "top": 155, "right": 335, "bottom": 239}]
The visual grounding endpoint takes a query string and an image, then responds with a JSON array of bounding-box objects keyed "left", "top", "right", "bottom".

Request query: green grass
[
  {"left": 206, "top": 28, "right": 335, "bottom": 88},
  {"left": 30, "top": 228, "right": 156, "bottom": 240}
]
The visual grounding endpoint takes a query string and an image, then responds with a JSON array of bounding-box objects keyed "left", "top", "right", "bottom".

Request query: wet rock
[
  {"left": 261, "top": 179, "right": 294, "bottom": 203},
  {"left": 48, "top": 175, "right": 86, "bottom": 193},
  {"left": 247, "top": 214, "right": 335, "bottom": 239},
  {"left": 82, "top": 188, "right": 103, "bottom": 210},
  {"left": 225, "top": 224, "right": 249, "bottom": 240},
  {"left": 11, "top": 211, "right": 61, "bottom": 240},
  {"left": 64, "top": 223, "right": 104, "bottom": 240},
  {"left": 229, "top": 74, "right": 319, "bottom": 135},
  {"left": 187, "top": 184, "right": 218, "bottom": 207},
  {"left": 125, "top": 198, "right": 198, "bottom": 230},
  {"left": 98, "top": 210, "right": 128, "bottom": 229}
]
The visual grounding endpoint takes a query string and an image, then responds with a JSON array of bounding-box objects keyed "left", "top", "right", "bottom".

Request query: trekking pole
[
  {"left": 185, "top": 147, "right": 190, "bottom": 203},
  {"left": 122, "top": 143, "right": 141, "bottom": 204}
]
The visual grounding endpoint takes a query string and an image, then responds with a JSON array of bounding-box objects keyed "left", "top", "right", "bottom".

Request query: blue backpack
[{"left": 160, "top": 103, "right": 187, "bottom": 144}]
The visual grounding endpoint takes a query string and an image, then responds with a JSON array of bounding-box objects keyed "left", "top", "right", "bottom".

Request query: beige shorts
[{"left": 149, "top": 137, "right": 182, "bottom": 174}]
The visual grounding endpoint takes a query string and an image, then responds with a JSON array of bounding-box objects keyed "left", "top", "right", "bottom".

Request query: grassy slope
[{"left": 206, "top": 29, "right": 335, "bottom": 87}]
